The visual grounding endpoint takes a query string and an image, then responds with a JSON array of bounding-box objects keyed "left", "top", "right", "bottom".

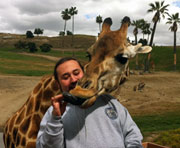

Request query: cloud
[{"left": 0, "top": 0, "right": 180, "bottom": 45}]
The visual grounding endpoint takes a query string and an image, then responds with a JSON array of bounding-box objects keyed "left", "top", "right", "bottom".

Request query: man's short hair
[{"left": 54, "top": 57, "right": 83, "bottom": 82}]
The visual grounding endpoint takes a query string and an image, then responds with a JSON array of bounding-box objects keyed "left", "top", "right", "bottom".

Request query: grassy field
[
  {"left": 0, "top": 44, "right": 180, "bottom": 76},
  {"left": 133, "top": 112, "right": 180, "bottom": 147},
  {"left": 130, "top": 46, "right": 180, "bottom": 72}
]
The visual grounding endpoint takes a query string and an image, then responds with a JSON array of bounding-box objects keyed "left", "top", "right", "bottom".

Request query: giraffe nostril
[{"left": 82, "top": 80, "right": 92, "bottom": 89}]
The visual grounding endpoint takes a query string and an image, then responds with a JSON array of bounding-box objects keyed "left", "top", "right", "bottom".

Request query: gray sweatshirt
[{"left": 36, "top": 94, "right": 143, "bottom": 148}]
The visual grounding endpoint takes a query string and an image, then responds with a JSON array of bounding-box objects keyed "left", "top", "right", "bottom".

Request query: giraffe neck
[{"left": 3, "top": 75, "right": 60, "bottom": 148}]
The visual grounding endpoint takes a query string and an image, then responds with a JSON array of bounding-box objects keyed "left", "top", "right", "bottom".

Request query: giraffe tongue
[{"left": 63, "top": 92, "right": 86, "bottom": 105}]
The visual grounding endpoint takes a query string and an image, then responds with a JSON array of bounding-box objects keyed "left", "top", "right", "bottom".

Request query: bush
[
  {"left": 27, "top": 42, "right": 37, "bottom": 52},
  {"left": 154, "top": 128, "right": 180, "bottom": 148},
  {"left": 14, "top": 40, "right": 27, "bottom": 49},
  {"left": 67, "top": 30, "right": 73, "bottom": 35},
  {"left": 34, "top": 28, "right": 44, "bottom": 36},
  {"left": 138, "top": 38, "right": 147, "bottom": 46},
  {"left": 59, "top": 31, "right": 65, "bottom": 36},
  {"left": 26, "top": 31, "right": 34, "bottom": 38},
  {"left": 40, "top": 43, "right": 52, "bottom": 52}
]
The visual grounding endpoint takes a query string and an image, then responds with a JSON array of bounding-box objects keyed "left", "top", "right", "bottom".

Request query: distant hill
[{"left": 0, "top": 33, "right": 96, "bottom": 49}]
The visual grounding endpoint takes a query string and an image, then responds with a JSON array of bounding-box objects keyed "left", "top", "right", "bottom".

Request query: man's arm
[
  {"left": 120, "top": 106, "right": 143, "bottom": 148},
  {"left": 36, "top": 106, "right": 65, "bottom": 148}
]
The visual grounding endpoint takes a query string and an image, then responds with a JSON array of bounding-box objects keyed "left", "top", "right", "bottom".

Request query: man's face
[{"left": 56, "top": 60, "right": 84, "bottom": 92}]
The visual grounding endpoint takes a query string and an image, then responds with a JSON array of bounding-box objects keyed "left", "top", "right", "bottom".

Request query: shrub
[
  {"left": 40, "top": 43, "right": 52, "bottom": 52},
  {"left": 59, "top": 31, "right": 65, "bottom": 36},
  {"left": 26, "top": 31, "right": 34, "bottom": 38},
  {"left": 27, "top": 42, "right": 37, "bottom": 52},
  {"left": 138, "top": 38, "right": 147, "bottom": 46},
  {"left": 34, "top": 28, "right": 44, "bottom": 36},
  {"left": 14, "top": 40, "right": 27, "bottom": 49},
  {"left": 67, "top": 30, "right": 73, "bottom": 35},
  {"left": 154, "top": 128, "right": 180, "bottom": 148}
]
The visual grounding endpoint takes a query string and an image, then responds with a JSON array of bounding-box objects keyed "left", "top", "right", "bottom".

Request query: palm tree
[
  {"left": 139, "top": 20, "right": 150, "bottom": 40},
  {"left": 143, "top": 23, "right": 151, "bottom": 44},
  {"left": 166, "top": 12, "right": 180, "bottom": 70},
  {"left": 145, "top": 0, "right": 169, "bottom": 71},
  {"left": 96, "top": 15, "right": 103, "bottom": 34},
  {"left": 69, "top": 7, "right": 78, "bottom": 49},
  {"left": 61, "top": 8, "right": 71, "bottom": 47},
  {"left": 131, "top": 19, "right": 143, "bottom": 69}
]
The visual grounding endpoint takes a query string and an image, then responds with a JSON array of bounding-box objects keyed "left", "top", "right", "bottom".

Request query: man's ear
[{"left": 55, "top": 80, "right": 62, "bottom": 92}]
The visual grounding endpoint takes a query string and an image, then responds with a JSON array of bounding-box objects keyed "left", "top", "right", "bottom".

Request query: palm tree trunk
[
  {"left": 135, "top": 35, "right": 139, "bottom": 70},
  {"left": 144, "top": 21, "right": 157, "bottom": 72},
  {"left": 62, "top": 20, "right": 67, "bottom": 48},
  {"left": 147, "top": 34, "right": 150, "bottom": 45},
  {"left": 99, "top": 23, "right": 101, "bottom": 33},
  {"left": 174, "top": 31, "right": 177, "bottom": 70},
  {"left": 72, "top": 16, "right": 75, "bottom": 56}
]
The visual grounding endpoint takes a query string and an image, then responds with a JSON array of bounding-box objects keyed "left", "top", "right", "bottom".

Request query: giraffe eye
[{"left": 114, "top": 54, "right": 128, "bottom": 64}]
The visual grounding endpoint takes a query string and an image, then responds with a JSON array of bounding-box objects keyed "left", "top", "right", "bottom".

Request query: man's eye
[
  {"left": 63, "top": 75, "right": 69, "bottom": 80},
  {"left": 73, "top": 70, "right": 80, "bottom": 75}
]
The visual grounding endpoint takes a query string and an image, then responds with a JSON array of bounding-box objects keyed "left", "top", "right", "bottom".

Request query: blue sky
[
  {"left": 173, "top": 1, "right": 180, "bottom": 7},
  {"left": 0, "top": 0, "right": 180, "bottom": 45}
]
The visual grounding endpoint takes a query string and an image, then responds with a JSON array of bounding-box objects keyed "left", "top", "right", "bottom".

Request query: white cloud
[{"left": 0, "top": 0, "right": 180, "bottom": 45}]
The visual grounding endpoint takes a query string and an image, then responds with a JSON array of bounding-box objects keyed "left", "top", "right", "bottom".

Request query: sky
[{"left": 0, "top": 0, "right": 180, "bottom": 46}]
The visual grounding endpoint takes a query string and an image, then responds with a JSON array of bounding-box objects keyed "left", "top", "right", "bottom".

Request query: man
[{"left": 36, "top": 57, "right": 143, "bottom": 148}]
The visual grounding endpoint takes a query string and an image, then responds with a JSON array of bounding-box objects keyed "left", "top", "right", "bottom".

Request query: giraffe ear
[{"left": 123, "top": 43, "right": 152, "bottom": 58}]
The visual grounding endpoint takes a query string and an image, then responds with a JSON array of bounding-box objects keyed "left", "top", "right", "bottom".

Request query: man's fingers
[
  {"left": 51, "top": 94, "right": 63, "bottom": 102},
  {"left": 51, "top": 94, "right": 67, "bottom": 116}
]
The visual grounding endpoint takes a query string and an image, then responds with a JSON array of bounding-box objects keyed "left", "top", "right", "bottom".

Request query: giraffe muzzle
[{"left": 63, "top": 92, "right": 87, "bottom": 105}]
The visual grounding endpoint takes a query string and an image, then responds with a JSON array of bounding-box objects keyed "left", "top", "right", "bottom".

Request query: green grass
[
  {"left": 133, "top": 111, "right": 180, "bottom": 147},
  {"left": 36, "top": 49, "right": 88, "bottom": 61},
  {"left": 133, "top": 111, "right": 180, "bottom": 133},
  {"left": 0, "top": 45, "right": 180, "bottom": 76},
  {"left": 154, "top": 128, "right": 180, "bottom": 148},
  {"left": 0, "top": 48, "right": 56, "bottom": 76},
  {"left": 129, "top": 46, "right": 180, "bottom": 71},
  {"left": 0, "top": 46, "right": 88, "bottom": 76}
]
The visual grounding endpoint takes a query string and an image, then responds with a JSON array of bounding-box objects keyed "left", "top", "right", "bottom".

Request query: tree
[
  {"left": 141, "top": 22, "right": 151, "bottom": 44},
  {"left": 61, "top": 8, "right": 71, "bottom": 47},
  {"left": 131, "top": 19, "right": 143, "bottom": 44},
  {"left": 69, "top": 7, "right": 78, "bottom": 56},
  {"left": 34, "top": 28, "right": 44, "bottom": 36},
  {"left": 145, "top": 0, "right": 169, "bottom": 71},
  {"left": 69, "top": 7, "right": 78, "bottom": 45},
  {"left": 26, "top": 31, "right": 34, "bottom": 38},
  {"left": 61, "top": 8, "right": 71, "bottom": 35},
  {"left": 131, "top": 19, "right": 143, "bottom": 69},
  {"left": 59, "top": 31, "right": 65, "bottom": 36},
  {"left": 96, "top": 15, "right": 103, "bottom": 34},
  {"left": 67, "top": 30, "right": 73, "bottom": 35},
  {"left": 166, "top": 12, "right": 180, "bottom": 70}
]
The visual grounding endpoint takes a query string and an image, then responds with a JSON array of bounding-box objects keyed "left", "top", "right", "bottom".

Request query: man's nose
[{"left": 70, "top": 75, "right": 77, "bottom": 82}]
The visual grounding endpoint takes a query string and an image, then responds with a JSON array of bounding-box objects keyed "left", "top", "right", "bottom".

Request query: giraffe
[
  {"left": 3, "top": 16, "right": 152, "bottom": 148},
  {"left": 3, "top": 75, "right": 60, "bottom": 148}
]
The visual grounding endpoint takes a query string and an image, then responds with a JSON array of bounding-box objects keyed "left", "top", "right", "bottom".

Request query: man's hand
[{"left": 51, "top": 94, "right": 67, "bottom": 116}]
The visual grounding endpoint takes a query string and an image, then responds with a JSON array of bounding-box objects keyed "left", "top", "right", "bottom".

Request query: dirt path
[
  {"left": 19, "top": 52, "right": 60, "bottom": 62},
  {"left": 0, "top": 72, "right": 180, "bottom": 130}
]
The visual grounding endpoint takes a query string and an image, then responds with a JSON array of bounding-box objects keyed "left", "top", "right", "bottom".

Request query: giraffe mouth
[
  {"left": 63, "top": 86, "right": 104, "bottom": 106},
  {"left": 63, "top": 92, "right": 87, "bottom": 105}
]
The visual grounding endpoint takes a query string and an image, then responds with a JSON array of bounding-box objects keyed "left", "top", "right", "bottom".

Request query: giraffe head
[{"left": 67, "top": 16, "right": 152, "bottom": 108}]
